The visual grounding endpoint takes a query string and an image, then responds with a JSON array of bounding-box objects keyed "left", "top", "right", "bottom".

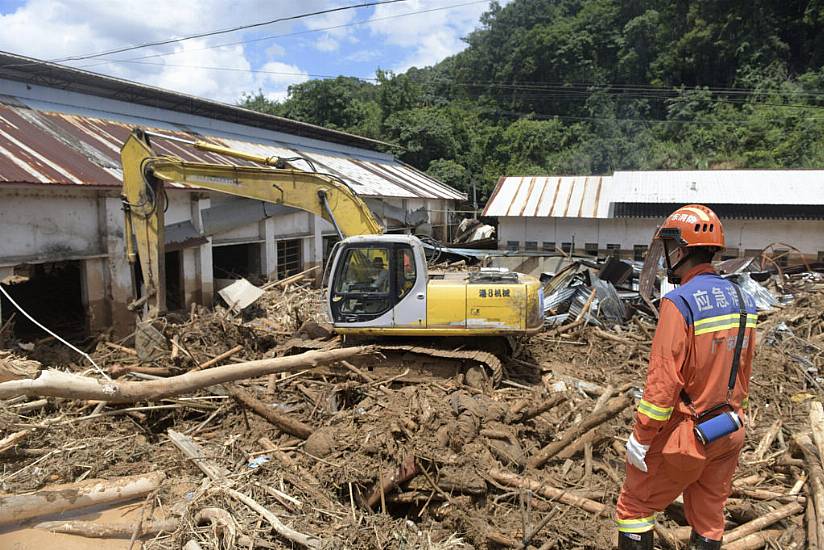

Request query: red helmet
[{"left": 656, "top": 204, "right": 725, "bottom": 249}]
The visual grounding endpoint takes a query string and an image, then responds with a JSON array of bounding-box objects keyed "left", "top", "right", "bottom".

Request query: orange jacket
[{"left": 634, "top": 264, "right": 757, "bottom": 445}]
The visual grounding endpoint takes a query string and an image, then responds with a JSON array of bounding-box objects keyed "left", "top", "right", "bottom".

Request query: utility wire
[
  {"left": 74, "top": 0, "right": 487, "bottom": 69},
  {"left": 4, "top": 0, "right": 409, "bottom": 67},
  {"left": 81, "top": 59, "right": 824, "bottom": 110},
  {"left": 0, "top": 284, "right": 109, "bottom": 380}
]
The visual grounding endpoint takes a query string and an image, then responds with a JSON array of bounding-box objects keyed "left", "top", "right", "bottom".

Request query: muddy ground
[{"left": 0, "top": 272, "right": 822, "bottom": 549}]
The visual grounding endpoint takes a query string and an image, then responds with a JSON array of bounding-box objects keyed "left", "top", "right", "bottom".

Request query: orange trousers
[{"left": 616, "top": 417, "right": 745, "bottom": 540}]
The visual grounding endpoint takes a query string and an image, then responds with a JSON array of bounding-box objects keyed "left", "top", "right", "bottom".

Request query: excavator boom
[{"left": 121, "top": 128, "right": 381, "bottom": 315}]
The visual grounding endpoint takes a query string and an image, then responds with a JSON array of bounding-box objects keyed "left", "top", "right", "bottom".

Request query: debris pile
[{"left": 0, "top": 265, "right": 821, "bottom": 549}]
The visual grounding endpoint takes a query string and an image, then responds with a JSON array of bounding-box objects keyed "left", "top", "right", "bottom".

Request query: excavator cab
[{"left": 326, "top": 235, "right": 428, "bottom": 329}]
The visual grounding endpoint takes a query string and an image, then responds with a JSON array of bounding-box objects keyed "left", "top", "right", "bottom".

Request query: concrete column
[
  {"left": 181, "top": 248, "right": 199, "bottom": 309},
  {"left": 103, "top": 197, "right": 134, "bottom": 337},
  {"left": 260, "top": 217, "right": 277, "bottom": 281},
  {"left": 193, "top": 197, "right": 213, "bottom": 307},
  {"left": 81, "top": 257, "right": 109, "bottom": 335}
]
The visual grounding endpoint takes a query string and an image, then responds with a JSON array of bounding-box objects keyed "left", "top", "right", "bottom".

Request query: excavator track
[{"left": 374, "top": 344, "right": 503, "bottom": 386}]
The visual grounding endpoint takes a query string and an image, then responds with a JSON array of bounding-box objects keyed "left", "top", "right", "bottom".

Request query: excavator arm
[{"left": 121, "top": 128, "right": 382, "bottom": 316}]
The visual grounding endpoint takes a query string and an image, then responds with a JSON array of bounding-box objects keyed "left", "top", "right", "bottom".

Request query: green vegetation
[{"left": 240, "top": 0, "right": 824, "bottom": 201}]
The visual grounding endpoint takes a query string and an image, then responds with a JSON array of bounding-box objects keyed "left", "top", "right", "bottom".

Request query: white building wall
[
  {"left": 0, "top": 187, "right": 104, "bottom": 263},
  {"left": 499, "top": 216, "right": 824, "bottom": 257}
]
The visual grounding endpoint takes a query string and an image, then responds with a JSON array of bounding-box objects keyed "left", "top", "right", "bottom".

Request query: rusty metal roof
[
  {"left": 0, "top": 99, "right": 465, "bottom": 201},
  {"left": 482, "top": 176, "right": 610, "bottom": 218},
  {"left": 0, "top": 51, "right": 390, "bottom": 152}
]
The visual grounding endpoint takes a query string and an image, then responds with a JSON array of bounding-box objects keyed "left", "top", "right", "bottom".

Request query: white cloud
[
  {"left": 0, "top": 0, "right": 324, "bottom": 102},
  {"left": 314, "top": 35, "right": 339, "bottom": 52},
  {"left": 347, "top": 49, "right": 381, "bottom": 63},
  {"left": 264, "top": 43, "right": 286, "bottom": 58},
  {"left": 368, "top": 0, "right": 509, "bottom": 71}
]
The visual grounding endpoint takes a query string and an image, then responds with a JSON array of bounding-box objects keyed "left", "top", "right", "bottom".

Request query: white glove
[{"left": 626, "top": 433, "right": 650, "bottom": 473}]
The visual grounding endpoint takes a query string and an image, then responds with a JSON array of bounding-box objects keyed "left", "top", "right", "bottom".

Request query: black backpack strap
[
  {"left": 727, "top": 282, "right": 748, "bottom": 396},
  {"left": 680, "top": 281, "right": 748, "bottom": 412}
]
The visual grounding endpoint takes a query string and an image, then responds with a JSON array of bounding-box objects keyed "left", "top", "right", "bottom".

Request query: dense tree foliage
[{"left": 240, "top": 0, "right": 824, "bottom": 201}]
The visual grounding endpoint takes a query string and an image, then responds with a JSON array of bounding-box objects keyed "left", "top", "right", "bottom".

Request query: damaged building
[
  {"left": 0, "top": 52, "right": 465, "bottom": 339},
  {"left": 486, "top": 171, "right": 824, "bottom": 262}
]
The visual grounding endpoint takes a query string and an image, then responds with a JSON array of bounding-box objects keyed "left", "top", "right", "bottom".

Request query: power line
[
  {"left": 5, "top": 0, "right": 409, "bottom": 67},
  {"left": 74, "top": 0, "right": 487, "bottom": 69},
  {"left": 485, "top": 108, "right": 824, "bottom": 126},
  {"left": 79, "top": 58, "right": 824, "bottom": 110}
]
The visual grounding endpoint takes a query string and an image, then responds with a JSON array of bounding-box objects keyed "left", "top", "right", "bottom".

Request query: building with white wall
[
  {"left": 0, "top": 52, "right": 465, "bottom": 339},
  {"left": 485, "top": 171, "right": 824, "bottom": 263}
]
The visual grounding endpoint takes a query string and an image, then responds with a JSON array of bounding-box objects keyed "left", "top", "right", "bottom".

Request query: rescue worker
[{"left": 616, "top": 205, "right": 757, "bottom": 549}]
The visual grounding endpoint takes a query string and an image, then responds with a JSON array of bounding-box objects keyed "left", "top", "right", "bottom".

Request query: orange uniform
[{"left": 616, "top": 263, "right": 757, "bottom": 539}]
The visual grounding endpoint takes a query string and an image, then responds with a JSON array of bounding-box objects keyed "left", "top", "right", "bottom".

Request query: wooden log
[
  {"left": 35, "top": 518, "right": 178, "bottom": 538},
  {"left": 104, "top": 342, "right": 138, "bottom": 356},
  {"left": 793, "top": 434, "right": 824, "bottom": 548},
  {"left": 731, "top": 487, "right": 806, "bottom": 503},
  {"left": 809, "top": 500, "right": 820, "bottom": 550},
  {"left": 109, "top": 365, "right": 174, "bottom": 378},
  {"left": 556, "top": 428, "right": 607, "bottom": 460},
  {"left": 228, "top": 386, "right": 313, "bottom": 439},
  {"left": 723, "top": 501, "right": 803, "bottom": 543},
  {"left": 592, "top": 327, "right": 637, "bottom": 345},
  {"left": 192, "top": 345, "right": 244, "bottom": 372},
  {"left": 811, "top": 402, "right": 824, "bottom": 468},
  {"left": 261, "top": 266, "right": 319, "bottom": 291},
  {"left": 0, "top": 346, "right": 371, "bottom": 402},
  {"left": 751, "top": 419, "right": 782, "bottom": 461},
  {"left": 654, "top": 524, "right": 682, "bottom": 549},
  {"left": 0, "top": 471, "right": 165, "bottom": 526},
  {"left": 364, "top": 455, "right": 420, "bottom": 509},
  {"left": 585, "top": 385, "right": 614, "bottom": 480},
  {"left": 513, "top": 393, "right": 568, "bottom": 423},
  {"left": 528, "top": 395, "right": 632, "bottom": 468},
  {"left": 488, "top": 469, "right": 607, "bottom": 516},
  {"left": 723, "top": 530, "right": 783, "bottom": 550},
  {"left": 0, "top": 429, "right": 29, "bottom": 453}
]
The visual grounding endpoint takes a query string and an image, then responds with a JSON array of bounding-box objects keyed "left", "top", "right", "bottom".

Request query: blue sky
[{"left": 0, "top": 0, "right": 502, "bottom": 103}]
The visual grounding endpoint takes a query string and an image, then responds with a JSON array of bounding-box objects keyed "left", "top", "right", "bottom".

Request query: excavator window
[
  {"left": 396, "top": 247, "right": 416, "bottom": 298},
  {"left": 334, "top": 247, "right": 391, "bottom": 316},
  {"left": 329, "top": 243, "right": 420, "bottom": 324}
]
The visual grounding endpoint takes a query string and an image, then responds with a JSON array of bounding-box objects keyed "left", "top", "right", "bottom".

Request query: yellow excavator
[{"left": 121, "top": 128, "right": 543, "bottom": 338}]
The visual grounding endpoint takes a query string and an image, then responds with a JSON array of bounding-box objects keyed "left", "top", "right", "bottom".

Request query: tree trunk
[
  {"left": 0, "top": 346, "right": 371, "bottom": 403},
  {"left": 0, "top": 471, "right": 165, "bottom": 526}
]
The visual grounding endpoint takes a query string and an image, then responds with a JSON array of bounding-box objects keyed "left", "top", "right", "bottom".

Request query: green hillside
[{"left": 240, "top": 0, "right": 824, "bottom": 202}]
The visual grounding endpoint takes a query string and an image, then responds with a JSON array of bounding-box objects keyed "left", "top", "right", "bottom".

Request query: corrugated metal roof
[
  {"left": 484, "top": 170, "right": 824, "bottom": 219},
  {"left": 0, "top": 51, "right": 390, "bottom": 152},
  {"left": 482, "top": 176, "right": 611, "bottom": 218},
  {"left": 613, "top": 170, "right": 824, "bottom": 205},
  {"left": 0, "top": 99, "right": 465, "bottom": 201}
]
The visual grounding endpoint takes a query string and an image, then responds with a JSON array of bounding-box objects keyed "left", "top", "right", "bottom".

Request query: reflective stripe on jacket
[{"left": 633, "top": 264, "right": 757, "bottom": 445}]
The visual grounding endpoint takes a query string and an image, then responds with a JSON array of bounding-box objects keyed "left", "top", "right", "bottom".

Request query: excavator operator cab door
[{"left": 327, "top": 239, "right": 424, "bottom": 328}]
